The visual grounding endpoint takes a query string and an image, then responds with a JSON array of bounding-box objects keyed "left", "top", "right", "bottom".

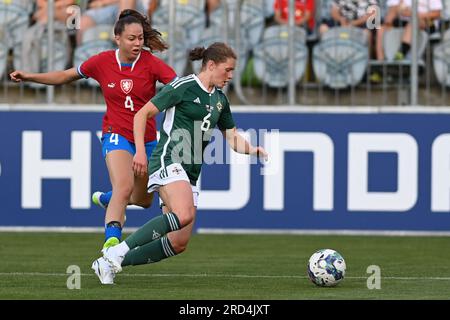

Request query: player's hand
[
  {"left": 10, "top": 70, "right": 28, "bottom": 82},
  {"left": 252, "top": 146, "right": 269, "bottom": 162},
  {"left": 133, "top": 152, "right": 148, "bottom": 177}
]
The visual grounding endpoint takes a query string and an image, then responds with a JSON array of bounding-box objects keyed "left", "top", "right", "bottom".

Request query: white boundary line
[
  {"left": 0, "top": 227, "right": 138, "bottom": 233},
  {"left": 197, "top": 228, "right": 450, "bottom": 237},
  {"left": 1, "top": 226, "right": 450, "bottom": 237},
  {"left": 0, "top": 272, "right": 449, "bottom": 281},
  {"left": 2, "top": 104, "right": 450, "bottom": 113}
]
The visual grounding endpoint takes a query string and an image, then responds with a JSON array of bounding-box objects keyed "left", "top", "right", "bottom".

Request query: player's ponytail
[
  {"left": 115, "top": 9, "right": 168, "bottom": 52},
  {"left": 189, "top": 47, "right": 207, "bottom": 61},
  {"left": 189, "top": 42, "right": 236, "bottom": 70}
]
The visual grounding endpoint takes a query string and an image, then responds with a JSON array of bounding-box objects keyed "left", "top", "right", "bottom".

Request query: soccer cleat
[
  {"left": 103, "top": 237, "right": 120, "bottom": 250},
  {"left": 394, "top": 52, "right": 404, "bottom": 61},
  {"left": 102, "top": 246, "right": 125, "bottom": 273},
  {"left": 369, "top": 72, "right": 382, "bottom": 83},
  {"left": 92, "top": 191, "right": 108, "bottom": 209},
  {"left": 92, "top": 257, "right": 115, "bottom": 285}
]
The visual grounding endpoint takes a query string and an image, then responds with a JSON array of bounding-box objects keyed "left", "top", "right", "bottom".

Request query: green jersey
[{"left": 149, "top": 74, "right": 235, "bottom": 185}]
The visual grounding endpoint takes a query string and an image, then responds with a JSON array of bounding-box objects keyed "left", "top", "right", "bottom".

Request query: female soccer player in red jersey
[{"left": 10, "top": 9, "right": 177, "bottom": 249}]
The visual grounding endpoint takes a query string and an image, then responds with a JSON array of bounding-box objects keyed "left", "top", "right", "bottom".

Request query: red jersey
[
  {"left": 274, "top": 0, "right": 315, "bottom": 30},
  {"left": 78, "top": 50, "right": 176, "bottom": 143}
]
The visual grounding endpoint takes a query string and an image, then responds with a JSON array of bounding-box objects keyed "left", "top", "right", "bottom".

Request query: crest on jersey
[
  {"left": 216, "top": 101, "right": 223, "bottom": 111},
  {"left": 120, "top": 79, "right": 133, "bottom": 94}
]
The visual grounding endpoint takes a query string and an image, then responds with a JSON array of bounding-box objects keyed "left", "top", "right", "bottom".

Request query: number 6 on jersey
[{"left": 201, "top": 113, "right": 211, "bottom": 132}]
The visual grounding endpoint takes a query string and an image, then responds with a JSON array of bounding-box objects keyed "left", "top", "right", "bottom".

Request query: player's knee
[
  {"left": 131, "top": 193, "right": 153, "bottom": 208},
  {"left": 113, "top": 183, "right": 134, "bottom": 201},
  {"left": 170, "top": 237, "right": 190, "bottom": 254},
  {"left": 176, "top": 207, "right": 195, "bottom": 227}
]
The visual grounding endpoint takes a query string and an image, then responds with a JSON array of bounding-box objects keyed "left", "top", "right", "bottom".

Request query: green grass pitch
[{"left": 0, "top": 232, "right": 449, "bottom": 299}]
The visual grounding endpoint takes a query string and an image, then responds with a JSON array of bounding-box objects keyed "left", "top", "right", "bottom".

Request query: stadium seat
[
  {"left": 210, "top": 0, "right": 265, "bottom": 48},
  {"left": 74, "top": 25, "right": 116, "bottom": 87},
  {"left": 252, "top": 25, "right": 308, "bottom": 88},
  {"left": 152, "top": 0, "right": 206, "bottom": 49},
  {"left": 0, "top": 0, "right": 31, "bottom": 78},
  {"left": 17, "top": 22, "right": 71, "bottom": 89},
  {"left": 443, "top": 0, "right": 450, "bottom": 21},
  {"left": 239, "top": 0, "right": 265, "bottom": 47},
  {"left": 0, "top": 26, "right": 6, "bottom": 79},
  {"left": 313, "top": 27, "right": 369, "bottom": 89},
  {"left": 0, "top": 0, "right": 31, "bottom": 46},
  {"left": 151, "top": 23, "right": 189, "bottom": 77},
  {"left": 433, "top": 29, "right": 450, "bottom": 87},
  {"left": 318, "top": 0, "right": 333, "bottom": 21},
  {"left": 383, "top": 28, "right": 428, "bottom": 62}
]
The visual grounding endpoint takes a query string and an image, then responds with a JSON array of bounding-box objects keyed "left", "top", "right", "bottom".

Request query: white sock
[{"left": 115, "top": 241, "right": 130, "bottom": 256}]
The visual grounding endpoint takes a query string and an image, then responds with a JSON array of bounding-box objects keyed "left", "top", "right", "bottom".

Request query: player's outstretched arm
[
  {"left": 10, "top": 68, "right": 81, "bottom": 85},
  {"left": 133, "top": 101, "right": 160, "bottom": 177},
  {"left": 222, "top": 127, "right": 269, "bottom": 161}
]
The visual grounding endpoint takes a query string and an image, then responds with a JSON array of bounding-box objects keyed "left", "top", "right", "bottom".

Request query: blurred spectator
[
  {"left": 146, "top": 0, "right": 159, "bottom": 16},
  {"left": 34, "top": 0, "right": 76, "bottom": 24},
  {"left": 319, "top": 0, "right": 378, "bottom": 34},
  {"left": 206, "top": 0, "right": 221, "bottom": 14},
  {"left": 77, "top": 0, "right": 156, "bottom": 44},
  {"left": 375, "top": 0, "right": 442, "bottom": 61},
  {"left": 205, "top": 0, "right": 221, "bottom": 27},
  {"left": 273, "top": 0, "right": 315, "bottom": 33}
]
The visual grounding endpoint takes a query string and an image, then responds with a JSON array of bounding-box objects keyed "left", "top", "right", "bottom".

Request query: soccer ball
[{"left": 307, "top": 249, "right": 346, "bottom": 287}]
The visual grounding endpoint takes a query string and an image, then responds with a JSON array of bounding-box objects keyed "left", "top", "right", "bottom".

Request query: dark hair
[
  {"left": 189, "top": 42, "right": 237, "bottom": 70},
  {"left": 114, "top": 9, "right": 168, "bottom": 52}
]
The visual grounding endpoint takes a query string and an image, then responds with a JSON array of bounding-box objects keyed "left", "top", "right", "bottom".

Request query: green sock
[
  {"left": 122, "top": 236, "right": 177, "bottom": 266},
  {"left": 124, "top": 212, "right": 180, "bottom": 249}
]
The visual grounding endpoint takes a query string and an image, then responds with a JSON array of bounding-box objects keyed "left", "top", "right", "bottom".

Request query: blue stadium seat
[
  {"left": 152, "top": 0, "right": 206, "bottom": 49},
  {"left": 313, "top": 27, "right": 369, "bottom": 89},
  {"left": 252, "top": 25, "right": 308, "bottom": 88},
  {"left": 73, "top": 25, "right": 116, "bottom": 87}
]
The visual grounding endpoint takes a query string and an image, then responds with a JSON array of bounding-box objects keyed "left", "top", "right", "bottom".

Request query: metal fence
[{"left": 1, "top": 0, "right": 450, "bottom": 106}]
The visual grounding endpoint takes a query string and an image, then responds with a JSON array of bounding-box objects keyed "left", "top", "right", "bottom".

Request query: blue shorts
[{"left": 101, "top": 133, "right": 157, "bottom": 160}]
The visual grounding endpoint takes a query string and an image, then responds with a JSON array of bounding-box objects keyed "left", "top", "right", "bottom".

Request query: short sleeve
[
  {"left": 153, "top": 57, "right": 177, "bottom": 85},
  {"left": 150, "top": 82, "right": 186, "bottom": 112},
  {"left": 217, "top": 95, "right": 235, "bottom": 131},
  {"left": 77, "top": 53, "right": 101, "bottom": 79}
]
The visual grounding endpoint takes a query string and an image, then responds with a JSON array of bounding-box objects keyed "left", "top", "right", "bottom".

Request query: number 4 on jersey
[{"left": 125, "top": 95, "right": 134, "bottom": 111}]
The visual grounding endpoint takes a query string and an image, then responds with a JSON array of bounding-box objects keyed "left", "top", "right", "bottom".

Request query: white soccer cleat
[
  {"left": 102, "top": 246, "right": 125, "bottom": 273},
  {"left": 92, "top": 191, "right": 108, "bottom": 209},
  {"left": 92, "top": 257, "right": 115, "bottom": 285}
]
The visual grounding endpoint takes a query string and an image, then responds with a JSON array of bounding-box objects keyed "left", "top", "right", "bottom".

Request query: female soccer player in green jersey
[{"left": 92, "top": 42, "right": 268, "bottom": 284}]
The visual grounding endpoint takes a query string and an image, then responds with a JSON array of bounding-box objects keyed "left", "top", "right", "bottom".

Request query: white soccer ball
[{"left": 307, "top": 249, "right": 346, "bottom": 287}]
